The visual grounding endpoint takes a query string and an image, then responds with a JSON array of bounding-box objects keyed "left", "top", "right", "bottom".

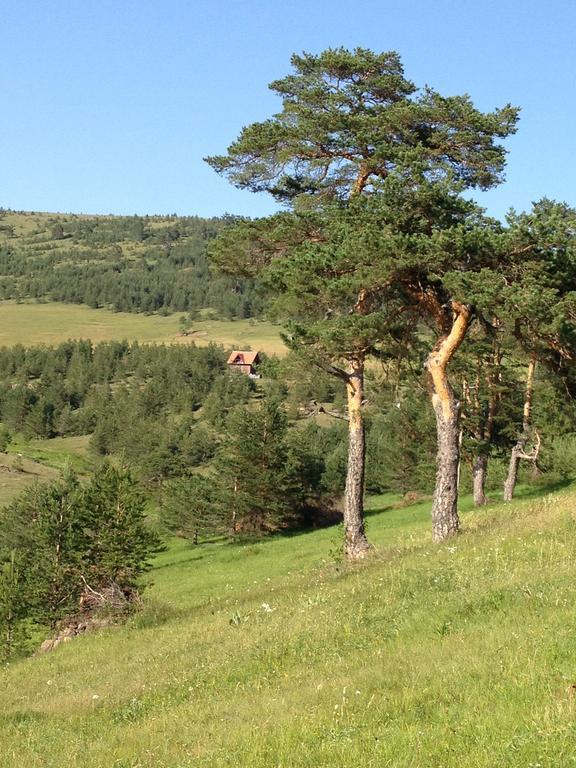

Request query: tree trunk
[
  {"left": 472, "top": 454, "right": 488, "bottom": 506},
  {"left": 503, "top": 356, "right": 536, "bottom": 502},
  {"left": 230, "top": 476, "right": 239, "bottom": 534},
  {"left": 465, "top": 338, "right": 502, "bottom": 507},
  {"left": 343, "top": 356, "right": 371, "bottom": 559},
  {"left": 430, "top": 387, "right": 462, "bottom": 541},
  {"left": 503, "top": 447, "right": 521, "bottom": 502},
  {"left": 426, "top": 302, "right": 472, "bottom": 543}
]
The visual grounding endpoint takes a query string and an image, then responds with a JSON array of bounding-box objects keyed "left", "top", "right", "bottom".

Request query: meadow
[
  {"left": 1, "top": 482, "right": 575, "bottom": 767},
  {"left": 0, "top": 452, "right": 58, "bottom": 508},
  {"left": 0, "top": 436, "right": 95, "bottom": 507},
  {"left": 0, "top": 301, "right": 286, "bottom": 355}
]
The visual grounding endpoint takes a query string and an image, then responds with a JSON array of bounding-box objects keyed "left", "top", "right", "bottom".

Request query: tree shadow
[{"left": 484, "top": 478, "right": 573, "bottom": 505}]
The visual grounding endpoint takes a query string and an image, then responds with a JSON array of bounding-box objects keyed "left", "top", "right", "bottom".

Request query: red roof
[{"left": 226, "top": 350, "right": 259, "bottom": 365}]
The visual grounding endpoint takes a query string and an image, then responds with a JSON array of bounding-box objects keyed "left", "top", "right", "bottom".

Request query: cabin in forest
[{"left": 226, "top": 350, "right": 261, "bottom": 377}]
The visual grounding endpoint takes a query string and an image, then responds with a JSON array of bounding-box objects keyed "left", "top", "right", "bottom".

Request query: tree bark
[
  {"left": 472, "top": 453, "right": 488, "bottom": 506},
  {"left": 503, "top": 356, "right": 536, "bottom": 502},
  {"left": 430, "top": 385, "right": 462, "bottom": 541},
  {"left": 467, "top": 340, "right": 502, "bottom": 507},
  {"left": 343, "top": 355, "right": 371, "bottom": 559},
  {"left": 230, "top": 476, "right": 239, "bottom": 534},
  {"left": 426, "top": 302, "right": 472, "bottom": 543},
  {"left": 503, "top": 447, "right": 521, "bottom": 502}
]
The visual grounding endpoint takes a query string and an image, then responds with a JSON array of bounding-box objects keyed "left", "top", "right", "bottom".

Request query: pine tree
[
  {"left": 0, "top": 551, "right": 29, "bottom": 662},
  {"left": 167, "top": 397, "right": 314, "bottom": 541},
  {"left": 80, "top": 463, "right": 163, "bottom": 595},
  {"left": 0, "top": 424, "right": 11, "bottom": 453},
  {"left": 0, "top": 472, "right": 85, "bottom": 628},
  {"left": 163, "top": 474, "right": 225, "bottom": 543},
  {"left": 0, "top": 465, "right": 162, "bottom": 646},
  {"left": 213, "top": 399, "right": 298, "bottom": 535},
  {"left": 206, "top": 47, "right": 519, "bottom": 548}
]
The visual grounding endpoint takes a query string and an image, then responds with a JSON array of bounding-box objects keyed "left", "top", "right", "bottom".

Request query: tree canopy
[
  {"left": 207, "top": 46, "right": 520, "bottom": 550},
  {"left": 207, "top": 48, "right": 518, "bottom": 203}
]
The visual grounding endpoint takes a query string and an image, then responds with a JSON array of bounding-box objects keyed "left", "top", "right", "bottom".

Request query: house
[{"left": 226, "top": 350, "right": 261, "bottom": 377}]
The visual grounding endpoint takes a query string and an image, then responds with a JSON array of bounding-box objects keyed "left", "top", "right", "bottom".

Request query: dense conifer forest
[{"left": 0, "top": 209, "right": 262, "bottom": 318}]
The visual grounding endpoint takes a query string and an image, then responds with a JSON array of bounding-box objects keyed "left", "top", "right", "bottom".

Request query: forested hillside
[{"left": 0, "top": 210, "right": 261, "bottom": 318}]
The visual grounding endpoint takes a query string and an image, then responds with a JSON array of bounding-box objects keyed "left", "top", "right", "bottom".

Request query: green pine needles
[{"left": 0, "top": 463, "right": 162, "bottom": 661}]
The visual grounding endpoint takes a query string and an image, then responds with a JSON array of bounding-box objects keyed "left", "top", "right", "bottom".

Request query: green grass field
[
  {"left": 0, "top": 435, "right": 93, "bottom": 507},
  {"left": 0, "top": 452, "right": 59, "bottom": 507},
  {"left": 2, "top": 483, "right": 576, "bottom": 766},
  {"left": 0, "top": 301, "right": 286, "bottom": 355}
]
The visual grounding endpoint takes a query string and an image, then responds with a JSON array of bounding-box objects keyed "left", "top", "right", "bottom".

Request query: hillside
[
  {"left": 0, "top": 208, "right": 287, "bottom": 355},
  {"left": 1, "top": 484, "right": 575, "bottom": 767},
  {"left": 0, "top": 209, "right": 260, "bottom": 318},
  {"left": 0, "top": 436, "right": 92, "bottom": 507},
  {"left": 0, "top": 301, "right": 286, "bottom": 354}
]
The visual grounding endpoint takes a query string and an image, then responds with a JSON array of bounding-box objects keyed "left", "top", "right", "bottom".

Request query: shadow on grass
[
  {"left": 155, "top": 479, "right": 576, "bottom": 559},
  {"left": 458, "top": 478, "right": 574, "bottom": 513},
  {"left": 0, "top": 711, "right": 48, "bottom": 726},
  {"left": 507, "top": 478, "right": 573, "bottom": 500},
  {"left": 364, "top": 501, "right": 430, "bottom": 519}
]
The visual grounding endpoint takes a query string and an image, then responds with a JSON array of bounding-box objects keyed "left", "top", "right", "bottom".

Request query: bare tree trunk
[
  {"left": 430, "top": 385, "right": 462, "bottom": 541},
  {"left": 426, "top": 302, "right": 472, "bottom": 543},
  {"left": 503, "top": 447, "right": 521, "bottom": 502},
  {"left": 504, "top": 356, "right": 536, "bottom": 502},
  {"left": 343, "top": 355, "right": 371, "bottom": 559},
  {"left": 230, "top": 477, "right": 239, "bottom": 534},
  {"left": 472, "top": 454, "right": 488, "bottom": 506},
  {"left": 463, "top": 336, "right": 502, "bottom": 507}
]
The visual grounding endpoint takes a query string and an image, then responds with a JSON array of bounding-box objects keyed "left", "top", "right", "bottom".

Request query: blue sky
[{"left": 1, "top": 0, "right": 575, "bottom": 220}]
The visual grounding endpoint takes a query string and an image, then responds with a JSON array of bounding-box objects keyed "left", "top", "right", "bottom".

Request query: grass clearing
[
  {"left": 0, "top": 452, "right": 58, "bottom": 507},
  {"left": 0, "top": 301, "right": 286, "bottom": 355},
  {"left": 5, "top": 435, "right": 92, "bottom": 473},
  {"left": 0, "top": 435, "right": 92, "bottom": 507},
  {"left": 2, "top": 483, "right": 576, "bottom": 766}
]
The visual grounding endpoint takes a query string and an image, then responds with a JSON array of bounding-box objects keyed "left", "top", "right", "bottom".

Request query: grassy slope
[
  {"left": 0, "top": 436, "right": 93, "bottom": 507},
  {"left": 0, "top": 209, "right": 287, "bottom": 355},
  {"left": 2, "top": 485, "right": 576, "bottom": 767},
  {"left": 0, "top": 302, "right": 286, "bottom": 356},
  {"left": 0, "top": 452, "right": 59, "bottom": 507}
]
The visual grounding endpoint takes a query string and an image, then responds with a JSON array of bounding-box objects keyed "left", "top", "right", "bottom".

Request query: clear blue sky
[{"left": 2, "top": 0, "right": 575, "bottom": 221}]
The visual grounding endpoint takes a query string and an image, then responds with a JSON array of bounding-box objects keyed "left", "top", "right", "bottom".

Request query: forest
[
  {"left": 0, "top": 210, "right": 262, "bottom": 318},
  {"left": 0, "top": 47, "right": 575, "bottom": 687}
]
